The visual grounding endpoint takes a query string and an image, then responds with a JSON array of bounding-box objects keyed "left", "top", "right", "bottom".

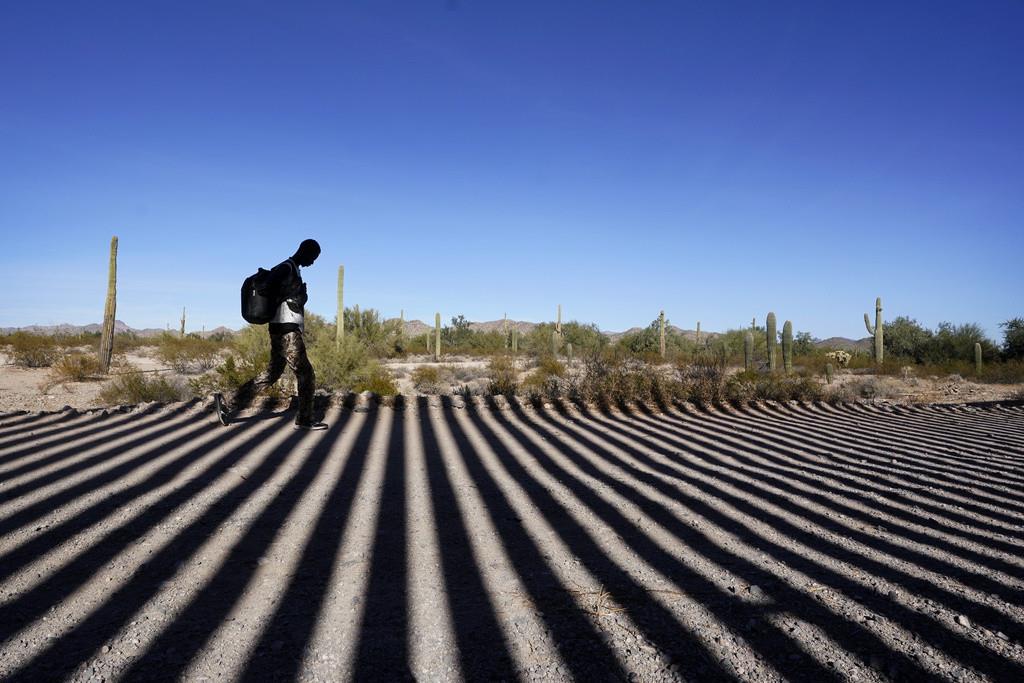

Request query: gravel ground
[{"left": 0, "top": 398, "right": 1022, "bottom": 682}]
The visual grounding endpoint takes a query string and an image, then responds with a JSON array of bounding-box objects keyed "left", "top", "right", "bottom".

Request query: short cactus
[
  {"left": 567, "top": 342, "right": 574, "bottom": 363},
  {"left": 766, "top": 312, "right": 777, "bottom": 372},
  {"left": 743, "top": 332, "right": 753, "bottom": 371},
  {"left": 98, "top": 236, "right": 118, "bottom": 374},
  {"left": 782, "top": 320, "right": 793, "bottom": 375},
  {"left": 864, "top": 297, "right": 884, "bottom": 364},
  {"left": 825, "top": 363, "right": 834, "bottom": 385}
]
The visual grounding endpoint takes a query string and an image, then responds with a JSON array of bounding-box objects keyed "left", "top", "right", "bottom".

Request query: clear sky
[{"left": 3, "top": 1, "right": 1022, "bottom": 340}]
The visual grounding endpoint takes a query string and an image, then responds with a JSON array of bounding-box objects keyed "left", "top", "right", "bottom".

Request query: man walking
[{"left": 215, "top": 239, "right": 327, "bottom": 430}]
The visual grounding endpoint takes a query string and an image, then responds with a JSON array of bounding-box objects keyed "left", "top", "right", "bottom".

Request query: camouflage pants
[{"left": 231, "top": 329, "right": 316, "bottom": 424}]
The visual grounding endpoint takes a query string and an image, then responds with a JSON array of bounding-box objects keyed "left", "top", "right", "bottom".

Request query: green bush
[
  {"left": 487, "top": 355, "right": 518, "bottom": 397},
  {"left": 99, "top": 372, "right": 188, "bottom": 405},
  {"left": 615, "top": 317, "right": 694, "bottom": 359},
  {"left": 1003, "top": 318, "right": 1024, "bottom": 360},
  {"left": 353, "top": 362, "right": 399, "bottom": 396},
  {"left": 412, "top": 365, "right": 445, "bottom": 394},
  {"left": 307, "top": 334, "right": 373, "bottom": 392},
  {"left": 156, "top": 334, "right": 221, "bottom": 373},
  {"left": 6, "top": 332, "right": 60, "bottom": 368}
]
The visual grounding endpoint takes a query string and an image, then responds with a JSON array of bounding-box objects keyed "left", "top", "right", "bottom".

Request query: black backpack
[{"left": 240, "top": 267, "right": 279, "bottom": 324}]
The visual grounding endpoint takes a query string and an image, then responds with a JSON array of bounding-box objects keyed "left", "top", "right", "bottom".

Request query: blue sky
[{"left": 3, "top": 1, "right": 1022, "bottom": 340}]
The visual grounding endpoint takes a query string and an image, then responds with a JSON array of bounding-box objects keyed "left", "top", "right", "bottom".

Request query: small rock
[
  {"left": 101, "top": 645, "right": 111, "bottom": 654},
  {"left": 955, "top": 615, "right": 971, "bottom": 628},
  {"left": 996, "top": 631, "right": 1009, "bottom": 641}
]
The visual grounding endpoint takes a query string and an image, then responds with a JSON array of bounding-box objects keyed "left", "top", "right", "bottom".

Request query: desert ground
[{"left": 1, "top": 389, "right": 1022, "bottom": 682}]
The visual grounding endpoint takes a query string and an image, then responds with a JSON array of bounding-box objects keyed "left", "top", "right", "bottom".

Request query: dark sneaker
[
  {"left": 214, "top": 393, "right": 231, "bottom": 426},
  {"left": 294, "top": 421, "right": 328, "bottom": 431}
]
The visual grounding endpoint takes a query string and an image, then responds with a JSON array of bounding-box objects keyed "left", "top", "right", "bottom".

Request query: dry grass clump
[
  {"left": 99, "top": 371, "right": 188, "bottom": 405},
  {"left": 47, "top": 353, "right": 103, "bottom": 385}
]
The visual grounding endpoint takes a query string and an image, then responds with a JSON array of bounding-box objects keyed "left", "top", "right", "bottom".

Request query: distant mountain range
[
  {"left": 2, "top": 320, "right": 872, "bottom": 350},
  {"left": 0, "top": 321, "right": 236, "bottom": 339}
]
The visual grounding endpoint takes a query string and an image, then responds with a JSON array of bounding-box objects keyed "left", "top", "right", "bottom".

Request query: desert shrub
[
  {"left": 487, "top": 355, "right": 518, "bottom": 397},
  {"left": 616, "top": 317, "right": 694, "bottom": 359},
  {"left": 341, "top": 307, "right": 404, "bottom": 357},
  {"left": 48, "top": 353, "right": 103, "bottom": 385},
  {"left": 412, "top": 365, "right": 447, "bottom": 394},
  {"left": 54, "top": 331, "right": 102, "bottom": 351},
  {"left": 676, "top": 349, "right": 728, "bottom": 405},
  {"left": 521, "top": 355, "right": 568, "bottom": 400},
  {"left": 1003, "top": 318, "right": 1024, "bottom": 360},
  {"left": 723, "top": 371, "right": 824, "bottom": 403},
  {"left": 560, "top": 322, "right": 609, "bottom": 355},
  {"left": 156, "top": 334, "right": 221, "bottom": 374},
  {"left": 99, "top": 372, "right": 188, "bottom": 405},
  {"left": 307, "top": 335, "right": 373, "bottom": 392},
  {"left": 353, "top": 362, "right": 399, "bottom": 397},
  {"left": 7, "top": 332, "right": 60, "bottom": 368},
  {"left": 187, "top": 354, "right": 271, "bottom": 397}
]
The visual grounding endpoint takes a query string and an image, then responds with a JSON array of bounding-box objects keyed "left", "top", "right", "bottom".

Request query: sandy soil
[{"left": 0, "top": 396, "right": 1022, "bottom": 682}]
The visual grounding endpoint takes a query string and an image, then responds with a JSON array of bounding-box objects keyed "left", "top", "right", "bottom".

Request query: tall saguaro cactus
[
  {"left": 975, "top": 342, "right": 983, "bottom": 375},
  {"left": 659, "top": 310, "right": 666, "bottom": 358},
  {"left": 336, "top": 266, "right": 344, "bottom": 347},
  {"left": 503, "top": 313, "right": 509, "bottom": 349},
  {"left": 766, "top": 312, "right": 777, "bottom": 372},
  {"left": 98, "top": 236, "right": 118, "bottom": 373},
  {"left": 180, "top": 307, "right": 186, "bottom": 337},
  {"left": 864, "top": 297, "right": 884, "bottom": 364},
  {"left": 696, "top": 321, "right": 701, "bottom": 346},
  {"left": 744, "top": 332, "right": 753, "bottom": 371},
  {"left": 782, "top": 320, "right": 794, "bottom": 375},
  {"left": 434, "top": 312, "right": 441, "bottom": 362}
]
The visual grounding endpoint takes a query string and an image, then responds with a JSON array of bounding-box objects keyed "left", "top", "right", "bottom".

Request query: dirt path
[{"left": 1, "top": 399, "right": 1022, "bottom": 682}]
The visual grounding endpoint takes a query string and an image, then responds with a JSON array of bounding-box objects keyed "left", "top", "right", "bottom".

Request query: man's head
[{"left": 293, "top": 239, "right": 321, "bottom": 267}]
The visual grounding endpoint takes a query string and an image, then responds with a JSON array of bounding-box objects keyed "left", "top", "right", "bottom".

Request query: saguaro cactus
[
  {"left": 503, "top": 313, "right": 509, "bottom": 349},
  {"left": 782, "top": 320, "right": 793, "bottom": 374},
  {"left": 336, "top": 266, "right": 344, "bottom": 346},
  {"left": 825, "top": 363, "right": 834, "bottom": 385},
  {"left": 98, "top": 236, "right": 118, "bottom": 373},
  {"left": 551, "top": 329, "right": 559, "bottom": 356},
  {"left": 180, "top": 307, "right": 186, "bottom": 337},
  {"left": 696, "top": 321, "right": 702, "bottom": 346},
  {"left": 975, "top": 342, "right": 983, "bottom": 375},
  {"left": 434, "top": 312, "right": 441, "bottom": 362},
  {"left": 744, "top": 332, "right": 753, "bottom": 371},
  {"left": 398, "top": 309, "right": 404, "bottom": 340},
  {"left": 766, "top": 312, "right": 777, "bottom": 372},
  {"left": 567, "top": 342, "right": 574, "bottom": 363},
  {"left": 864, "top": 297, "right": 884, "bottom": 364},
  {"left": 659, "top": 310, "right": 666, "bottom": 358},
  {"left": 556, "top": 304, "right": 562, "bottom": 335},
  {"left": 751, "top": 317, "right": 756, "bottom": 330}
]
